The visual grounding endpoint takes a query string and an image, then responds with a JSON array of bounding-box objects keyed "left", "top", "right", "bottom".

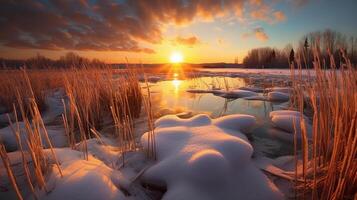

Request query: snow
[
  {"left": 40, "top": 148, "right": 130, "bottom": 200},
  {"left": 270, "top": 110, "right": 312, "bottom": 138},
  {"left": 267, "top": 92, "right": 290, "bottom": 102},
  {"left": 196, "top": 68, "right": 314, "bottom": 76},
  {"left": 141, "top": 114, "right": 283, "bottom": 200}
]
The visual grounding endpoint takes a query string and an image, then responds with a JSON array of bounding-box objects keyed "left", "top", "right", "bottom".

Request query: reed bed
[
  {"left": 0, "top": 69, "right": 63, "bottom": 114},
  {"left": 291, "top": 48, "right": 357, "bottom": 199},
  {"left": 0, "top": 67, "right": 154, "bottom": 199},
  {"left": 0, "top": 70, "right": 63, "bottom": 199}
]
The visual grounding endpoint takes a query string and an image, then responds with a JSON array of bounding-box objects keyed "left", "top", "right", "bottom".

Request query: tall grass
[
  {"left": 0, "top": 69, "right": 63, "bottom": 115},
  {"left": 291, "top": 47, "right": 356, "bottom": 199},
  {"left": 0, "top": 67, "right": 151, "bottom": 198}
]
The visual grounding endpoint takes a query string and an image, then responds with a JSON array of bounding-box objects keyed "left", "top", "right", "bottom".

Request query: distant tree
[
  {"left": 243, "top": 47, "right": 289, "bottom": 68},
  {"left": 289, "top": 49, "right": 295, "bottom": 65},
  {"left": 304, "top": 38, "right": 309, "bottom": 49}
]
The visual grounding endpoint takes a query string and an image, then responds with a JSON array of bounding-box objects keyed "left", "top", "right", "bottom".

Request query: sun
[{"left": 170, "top": 52, "right": 183, "bottom": 63}]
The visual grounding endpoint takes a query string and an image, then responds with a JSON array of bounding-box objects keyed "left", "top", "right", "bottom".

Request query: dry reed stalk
[
  {"left": 0, "top": 144, "right": 23, "bottom": 200},
  {"left": 7, "top": 109, "right": 38, "bottom": 200},
  {"left": 291, "top": 46, "right": 357, "bottom": 199},
  {"left": 0, "top": 67, "right": 144, "bottom": 198},
  {"left": 21, "top": 69, "right": 63, "bottom": 177},
  {"left": 143, "top": 74, "right": 156, "bottom": 160}
]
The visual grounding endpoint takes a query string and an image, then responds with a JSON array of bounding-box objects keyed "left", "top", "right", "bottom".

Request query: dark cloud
[{"left": 0, "top": 0, "right": 286, "bottom": 53}]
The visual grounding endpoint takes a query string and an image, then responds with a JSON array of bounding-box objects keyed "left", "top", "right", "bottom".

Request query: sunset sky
[{"left": 0, "top": 0, "right": 356, "bottom": 64}]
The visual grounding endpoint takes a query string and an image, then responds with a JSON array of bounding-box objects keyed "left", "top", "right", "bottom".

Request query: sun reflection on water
[{"left": 172, "top": 79, "right": 182, "bottom": 93}]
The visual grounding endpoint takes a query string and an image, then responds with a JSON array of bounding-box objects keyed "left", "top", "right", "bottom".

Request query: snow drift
[{"left": 141, "top": 114, "right": 283, "bottom": 200}]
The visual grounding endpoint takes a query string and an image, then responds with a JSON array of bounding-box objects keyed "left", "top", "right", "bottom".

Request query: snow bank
[
  {"left": 141, "top": 114, "right": 283, "bottom": 200},
  {"left": 270, "top": 110, "right": 312, "bottom": 138},
  {"left": 267, "top": 92, "right": 290, "bottom": 102},
  {"left": 41, "top": 148, "right": 129, "bottom": 200}
]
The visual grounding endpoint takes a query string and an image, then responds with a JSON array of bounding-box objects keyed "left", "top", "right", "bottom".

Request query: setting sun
[{"left": 170, "top": 52, "right": 183, "bottom": 63}]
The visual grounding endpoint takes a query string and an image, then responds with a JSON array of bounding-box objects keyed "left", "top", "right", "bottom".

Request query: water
[{"left": 142, "top": 75, "right": 294, "bottom": 158}]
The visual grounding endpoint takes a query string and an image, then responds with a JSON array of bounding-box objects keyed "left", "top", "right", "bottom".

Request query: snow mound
[
  {"left": 267, "top": 92, "right": 290, "bottom": 102},
  {"left": 141, "top": 114, "right": 283, "bottom": 200},
  {"left": 270, "top": 110, "right": 312, "bottom": 138},
  {"left": 215, "top": 89, "right": 259, "bottom": 99},
  {"left": 42, "top": 148, "right": 128, "bottom": 200},
  {"left": 269, "top": 110, "right": 308, "bottom": 120}
]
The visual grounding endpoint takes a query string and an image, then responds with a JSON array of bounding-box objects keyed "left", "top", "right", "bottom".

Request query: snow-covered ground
[{"left": 196, "top": 68, "right": 315, "bottom": 76}]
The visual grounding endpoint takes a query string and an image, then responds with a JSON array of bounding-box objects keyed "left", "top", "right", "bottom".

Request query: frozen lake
[{"left": 142, "top": 74, "right": 296, "bottom": 158}]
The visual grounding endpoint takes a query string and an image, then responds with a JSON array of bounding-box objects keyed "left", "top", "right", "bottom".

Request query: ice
[
  {"left": 266, "top": 87, "right": 292, "bottom": 94},
  {"left": 267, "top": 92, "right": 290, "bottom": 102},
  {"left": 215, "top": 89, "right": 259, "bottom": 99},
  {"left": 238, "top": 86, "right": 264, "bottom": 93}
]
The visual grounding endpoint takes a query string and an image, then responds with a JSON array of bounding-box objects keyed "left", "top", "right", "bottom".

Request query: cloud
[
  {"left": 254, "top": 28, "right": 269, "bottom": 41},
  {"left": 242, "top": 27, "right": 269, "bottom": 42},
  {"left": 248, "top": 0, "right": 286, "bottom": 24},
  {"left": 273, "top": 11, "right": 286, "bottom": 22},
  {"left": 172, "top": 36, "right": 200, "bottom": 47},
  {"left": 0, "top": 0, "right": 284, "bottom": 53}
]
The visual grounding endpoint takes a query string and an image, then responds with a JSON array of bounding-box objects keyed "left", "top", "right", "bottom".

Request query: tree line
[
  {"left": 243, "top": 29, "right": 357, "bottom": 68},
  {"left": 0, "top": 52, "right": 107, "bottom": 69}
]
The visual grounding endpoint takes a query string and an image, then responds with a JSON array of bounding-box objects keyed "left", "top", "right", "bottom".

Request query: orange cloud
[
  {"left": 242, "top": 27, "right": 269, "bottom": 42},
  {"left": 254, "top": 28, "right": 269, "bottom": 41},
  {"left": 273, "top": 11, "right": 286, "bottom": 22},
  {"left": 173, "top": 36, "right": 200, "bottom": 47}
]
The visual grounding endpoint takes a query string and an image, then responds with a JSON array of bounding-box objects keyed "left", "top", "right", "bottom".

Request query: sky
[{"left": 0, "top": 0, "right": 356, "bottom": 64}]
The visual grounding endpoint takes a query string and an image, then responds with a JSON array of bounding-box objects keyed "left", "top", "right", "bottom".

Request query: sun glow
[
  {"left": 172, "top": 79, "right": 182, "bottom": 93},
  {"left": 170, "top": 52, "right": 183, "bottom": 63}
]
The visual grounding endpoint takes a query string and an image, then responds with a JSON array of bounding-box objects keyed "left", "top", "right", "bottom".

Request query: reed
[
  {"left": 291, "top": 47, "right": 357, "bottom": 199},
  {"left": 61, "top": 67, "right": 142, "bottom": 160},
  {"left": 0, "top": 144, "right": 23, "bottom": 200},
  {"left": 0, "top": 69, "right": 63, "bottom": 114},
  {"left": 143, "top": 74, "right": 156, "bottom": 160},
  {"left": 0, "top": 67, "right": 145, "bottom": 199}
]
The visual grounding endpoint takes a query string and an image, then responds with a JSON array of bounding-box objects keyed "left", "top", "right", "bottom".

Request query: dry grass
[
  {"left": 0, "top": 67, "right": 153, "bottom": 199},
  {"left": 291, "top": 47, "right": 357, "bottom": 199},
  {"left": 0, "top": 69, "right": 63, "bottom": 114}
]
